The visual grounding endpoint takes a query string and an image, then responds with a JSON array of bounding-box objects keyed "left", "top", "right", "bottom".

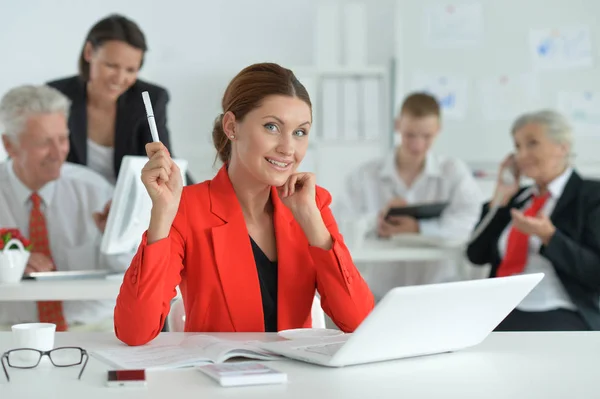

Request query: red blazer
[{"left": 114, "top": 166, "right": 374, "bottom": 346}]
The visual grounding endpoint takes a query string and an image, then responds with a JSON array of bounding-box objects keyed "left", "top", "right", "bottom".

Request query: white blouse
[
  {"left": 87, "top": 139, "right": 116, "bottom": 185},
  {"left": 335, "top": 150, "right": 484, "bottom": 298}
]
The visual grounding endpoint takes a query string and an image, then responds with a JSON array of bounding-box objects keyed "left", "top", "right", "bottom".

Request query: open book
[{"left": 93, "top": 335, "right": 279, "bottom": 370}]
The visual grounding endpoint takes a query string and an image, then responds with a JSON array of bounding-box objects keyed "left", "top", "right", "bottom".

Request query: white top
[
  {"left": 498, "top": 167, "right": 576, "bottom": 311},
  {"left": 0, "top": 161, "right": 134, "bottom": 325},
  {"left": 87, "top": 139, "right": 116, "bottom": 185},
  {"left": 0, "top": 331, "right": 597, "bottom": 398},
  {"left": 335, "top": 150, "right": 483, "bottom": 298}
]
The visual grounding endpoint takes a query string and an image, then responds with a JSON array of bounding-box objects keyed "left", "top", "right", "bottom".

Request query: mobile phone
[
  {"left": 501, "top": 154, "right": 518, "bottom": 185},
  {"left": 106, "top": 370, "right": 147, "bottom": 388}
]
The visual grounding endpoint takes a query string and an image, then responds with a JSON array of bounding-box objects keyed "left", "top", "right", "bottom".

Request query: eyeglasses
[{"left": 1, "top": 346, "right": 88, "bottom": 382}]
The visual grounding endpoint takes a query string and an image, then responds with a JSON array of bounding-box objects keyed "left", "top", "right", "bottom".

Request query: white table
[
  {"left": 349, "top": 238, "right": 465, "bottom": 263},
  {"left": 0, "top": 331, "right": 598, "bottom": 398},
  {"left": 0, "top": 277, "right": 123, "bottom": 301},
  {"left": 0, "top": 239, "right": 469, "bottom": 303},
  {"left": 0, "top": 238, "right": 470, "bottom": 303}
]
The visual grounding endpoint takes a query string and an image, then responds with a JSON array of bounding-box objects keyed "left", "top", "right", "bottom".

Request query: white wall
[
  {"left": 0, "top": 0, "right": 396, "bottom": 190},
  {"left": 395, "top": 0, "right": 600, "bottom": 173}
]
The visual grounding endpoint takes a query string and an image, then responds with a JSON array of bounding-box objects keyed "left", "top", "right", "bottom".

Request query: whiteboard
[{"left": 394, "top": 0, "right": 600, "bottom": 170}]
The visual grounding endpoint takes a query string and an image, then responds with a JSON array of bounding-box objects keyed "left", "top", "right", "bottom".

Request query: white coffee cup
[{"left": 11, "top": 323, "right": 56, "bottom": 351}]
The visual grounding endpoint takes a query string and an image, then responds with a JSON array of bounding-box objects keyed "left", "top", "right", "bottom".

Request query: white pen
[{"left": 141, "top": 91, "right": 161, "bottom": 143}]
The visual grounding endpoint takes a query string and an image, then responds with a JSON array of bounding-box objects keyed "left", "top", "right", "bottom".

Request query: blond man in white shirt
[
  {"left": 0, "top": 85, "right": 133, "bottom": 331},
  {"left": 337, "top": 93, "right": 483, "bottom": 300}
]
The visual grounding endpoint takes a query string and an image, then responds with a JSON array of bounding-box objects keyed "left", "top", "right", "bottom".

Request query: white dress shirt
[
  {"left": 0, "top": 161, "right": 133, "bottom": 325},
  {"left": 498, "top": 167, "right": 576, "bottom": 312},
  {"left": 335, "top": 150, "right": 484, "bottom": 299},
  {"left": 87, "top": 139, "right": 116, "bottom": 185}
]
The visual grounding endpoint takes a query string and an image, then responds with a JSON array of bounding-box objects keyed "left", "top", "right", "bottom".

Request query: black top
[
  {"left": 466, "top": 171, "right": 600, "bottom": 330},
  {"left": 250, "top": 236, "right": 278, "bottom": 332},
  {"left": 47, "top": 75, "right": 193, "bottom": 184}
]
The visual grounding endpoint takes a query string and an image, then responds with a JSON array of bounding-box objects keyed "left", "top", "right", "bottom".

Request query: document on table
[{"left": 93, "top": 335, "right": 278, "bottom": 370}]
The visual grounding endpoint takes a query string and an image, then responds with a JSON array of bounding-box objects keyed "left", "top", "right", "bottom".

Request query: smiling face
[
  {"left": 225, "top": 95, "right": 312, "bottom": 187},
  {"left": 84, "top": 40, "right": 143, "bottom": 101},
  {"left": 2, "top": 112, "right": 70, "bottom": 190},
  {"left": 513, "top": 122, "right": 569, "bottom": 183}
]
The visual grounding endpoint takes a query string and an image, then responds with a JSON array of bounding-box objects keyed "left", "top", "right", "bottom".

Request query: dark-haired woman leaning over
[
  {"left": 47, "top": 14, "right": 191, "bottom": 184},
  {"left": 114, "top": 63, "right": 375, "bottom": 345}
]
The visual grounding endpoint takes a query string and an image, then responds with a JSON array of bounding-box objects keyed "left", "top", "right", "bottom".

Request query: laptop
[{"left": 259, "top": 273, "right": 544, "bottom": 367}]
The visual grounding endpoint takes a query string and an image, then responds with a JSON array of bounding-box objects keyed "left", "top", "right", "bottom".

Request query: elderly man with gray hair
[
  {"left": 0, "top": 85, "right": 134, "bottom": 332},
  {"left": 467, "top": 109, "right": 600, "bottom": 331}
]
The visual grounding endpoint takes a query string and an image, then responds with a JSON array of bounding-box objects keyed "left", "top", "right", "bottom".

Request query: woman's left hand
[
  {"left": 278, "top": 172, "right": 332, "bottom": 249},
  {"left": 278, "top": 172, "right": 318, "bottom": 217},
  {"left": 510, "top": 209, "right": 557, "bottom": 245}
]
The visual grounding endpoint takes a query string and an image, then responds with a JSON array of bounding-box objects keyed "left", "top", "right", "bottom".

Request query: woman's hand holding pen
[{"left": 141, "top": 142, "right": 183, "bottom": 243}]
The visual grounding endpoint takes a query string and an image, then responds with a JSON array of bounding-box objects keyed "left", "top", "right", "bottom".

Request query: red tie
[
  {"left": 29, "top": 193, "right": 68, "bottom": 331},
  {"left": 497, "top": 192, "right": 550, "bottom": 277}
]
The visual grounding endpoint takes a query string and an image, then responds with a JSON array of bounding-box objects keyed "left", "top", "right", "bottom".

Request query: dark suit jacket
[
  {"left": 47, "top": 76, "right": 192, "bottom": 183},
  {"left": 467, "top": 171, "right": 600, "bottom": 330}
]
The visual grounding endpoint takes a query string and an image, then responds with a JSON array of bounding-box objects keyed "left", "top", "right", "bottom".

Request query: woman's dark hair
[
  {"left": 78, "top": 14, "right": 147, "bottom": 81},
  {"left": 212, "top": 63, "right": 312, "bottom": 164}
]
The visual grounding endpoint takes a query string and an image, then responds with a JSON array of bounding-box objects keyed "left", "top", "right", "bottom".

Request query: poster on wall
[
  {"left": 529, "top": 26, "right": 593, "bottom": 70},
  {"left": 479, "top": 73, "right": 540, "bottom": 121},
  {"left": 557, "top": 91, "right": 600, "bottom": 136},
  {"left": 424, "top": 3, "right": 484, "bottom": 48},
  {"left": 411, "top": 72, "right": 469, "bottom": 120}
]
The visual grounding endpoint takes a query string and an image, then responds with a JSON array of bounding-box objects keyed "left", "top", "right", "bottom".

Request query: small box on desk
[{"left": 197, "top": 362, "right": 287, "bottom": 387}]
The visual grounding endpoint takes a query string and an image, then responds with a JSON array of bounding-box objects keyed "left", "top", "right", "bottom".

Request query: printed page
[
  {"left": 93, "top": 341, "right": 212, "bottom": 370},
  {"left": 93, "top": 335, "right": 278, "bottom": 370},
  {"left": 180, "top": 335, "right": 278, "bottom": 363}
]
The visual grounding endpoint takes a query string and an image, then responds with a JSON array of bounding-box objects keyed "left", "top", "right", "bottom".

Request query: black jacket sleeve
[{"left": 541, "top": 188, "right": 600, "bottom": 290}]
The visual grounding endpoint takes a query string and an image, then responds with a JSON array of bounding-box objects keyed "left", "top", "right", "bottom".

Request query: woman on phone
[
  {"left": 114, "top": 63, "right": 375, "bottom": 345},
  {"left": 467, "top": 110, "right": 600, "bottom": 331},
  {"left": 47, "top": 14, "right": 189, "bottom": 184}
]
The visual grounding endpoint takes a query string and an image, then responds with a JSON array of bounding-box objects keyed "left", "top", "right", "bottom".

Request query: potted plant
[{"left": 0, "top": 228, "right": 32, "bottom": 283}]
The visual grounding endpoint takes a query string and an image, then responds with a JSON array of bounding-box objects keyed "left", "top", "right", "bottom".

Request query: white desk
[
  {"left": 0, "top": 332, "right": 597, "bottom": 398},
  {"left": 0, "top": 278, "right": 123, "bottom": 301},
  {"left": 349, "top": 238, "right": 465, "bottom": 263},
  {"left": 0, "top": 240, "right": 468, "bottom": 303}
]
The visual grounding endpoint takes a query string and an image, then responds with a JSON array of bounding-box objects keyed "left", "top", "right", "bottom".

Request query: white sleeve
[
  {"left": 64, "top": 235, "right": 133, "bottom": 273},
  {"left": 99, "top": 250, "right": 135, "bottom": 272},
  {"left": 418, "top": 161, "right": 484, "bottom": 240},
  {"left": 333, "top": 167, "right": 381, "bottom": 239}
]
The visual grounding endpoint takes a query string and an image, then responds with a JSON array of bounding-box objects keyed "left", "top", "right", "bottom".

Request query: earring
[{"left": 229, "top": 135, "right": 235, "bottom": 139}]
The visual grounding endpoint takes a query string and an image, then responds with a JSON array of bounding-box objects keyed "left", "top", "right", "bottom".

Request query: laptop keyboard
[{"left": 296, "top": 342, "right": 345, "bottom": 356}]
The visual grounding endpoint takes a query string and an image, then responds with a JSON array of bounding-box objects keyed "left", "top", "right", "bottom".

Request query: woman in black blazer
[
  {"left": 47, "top": 14, "right": 189, "bottom": 184},
  {"left": 467, "top": 110, "right": 600, "bottom": 331}
]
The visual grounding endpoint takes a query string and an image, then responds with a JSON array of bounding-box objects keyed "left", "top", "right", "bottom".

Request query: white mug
[{"left": 11, "top": 323, "right": 56, "bottom": 351}]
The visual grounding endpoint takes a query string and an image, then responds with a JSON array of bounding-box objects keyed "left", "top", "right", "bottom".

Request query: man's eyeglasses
[{"left": 1, "top": 347, "right": 88, "bottom": 381}]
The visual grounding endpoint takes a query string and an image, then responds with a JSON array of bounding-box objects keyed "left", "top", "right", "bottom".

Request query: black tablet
[{"left": 385, "top": 202, "right": 449, "bottom": 220}]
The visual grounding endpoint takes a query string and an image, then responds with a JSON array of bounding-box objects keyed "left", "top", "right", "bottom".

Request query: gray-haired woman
[{"left": 467, "top": 110, "right": 600, "bottom": 331}]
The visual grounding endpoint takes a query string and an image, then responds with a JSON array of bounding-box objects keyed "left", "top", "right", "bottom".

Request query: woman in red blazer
[{"left": 114, "top": 63, "right": 375, "bottom": 345}]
